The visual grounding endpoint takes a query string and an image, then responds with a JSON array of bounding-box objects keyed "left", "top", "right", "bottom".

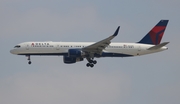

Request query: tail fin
[{"left": 138, "top": 20, "right": 169, "bottom": 45}]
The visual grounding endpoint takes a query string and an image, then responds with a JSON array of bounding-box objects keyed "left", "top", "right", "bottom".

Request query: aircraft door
[
  {"left": 26, "top": 44, "right": 29, "bottom": 50},
  {"left": 138, "top": 45, "right": 141, "bottom": 51},
  {"left": 137, "top": 45, "right": 141, "bottom": 55},
  {"left": 56, "top": 45, "right": 60, "bottom": 50}
]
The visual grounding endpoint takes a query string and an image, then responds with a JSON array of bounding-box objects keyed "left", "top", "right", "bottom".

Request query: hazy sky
[{"left": 0, "top": 0, "right": 180, "bottom": 104}]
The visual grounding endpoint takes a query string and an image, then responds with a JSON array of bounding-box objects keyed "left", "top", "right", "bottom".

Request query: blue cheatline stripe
[
  {"left": 100, "top": 52, "right": 133, "bottom": 57},
  {"left": 18, "top": 53, "right": 68, "bottom": 56},
  {"left": 18, "top": 52, "right": 133, "bottom": 57}
]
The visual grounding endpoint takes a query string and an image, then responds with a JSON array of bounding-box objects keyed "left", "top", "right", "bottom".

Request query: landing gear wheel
[
  {"left": 93, "top": 60, "right": 97, "bottom": 64},
  {"left": 28, "top": 61, "right": 32, "bottom": 64},
  {"left": 86, "top": 63, "right": 94, "bottom": 68},
  {"left": 90, "top": 64, "right": 94, "bottom": 68},
  {"left": 86, "top": 58, "right": 97, "bottom": 68},
  {"left": 86, "top": 63, "right": 90, "bottom": 67},
  {"left": 26, "top": 55, "right": 32, "bottom": 65},
  {"left": 89, "top": 60, "right": 93, "bottom": 63}
]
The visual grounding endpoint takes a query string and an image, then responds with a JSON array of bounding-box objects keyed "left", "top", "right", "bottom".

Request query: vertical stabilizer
[{"left": 138, "top": 20, "right": 169, "bottom": 45}]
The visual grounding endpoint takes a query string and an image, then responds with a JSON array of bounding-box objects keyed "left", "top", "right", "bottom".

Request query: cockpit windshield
[{"left": 14, "top": 45, "right": 21, "bottom": 48}]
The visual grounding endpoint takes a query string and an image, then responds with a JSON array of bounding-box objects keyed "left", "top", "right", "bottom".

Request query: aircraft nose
[{"left": 10, "top": 49, "right": 16, "bottom": 54}]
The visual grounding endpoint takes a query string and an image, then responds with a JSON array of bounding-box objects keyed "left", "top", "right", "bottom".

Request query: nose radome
[
  {"left": 10, "top": 49, "right": 16, "bottom": 54},
  {"left": 10, "top": 50, "right": 13, "bottom": 54}
]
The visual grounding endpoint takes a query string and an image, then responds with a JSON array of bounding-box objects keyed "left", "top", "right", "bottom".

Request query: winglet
[{"left": 113, "top": 26, "right": 120, "bottom": 36}]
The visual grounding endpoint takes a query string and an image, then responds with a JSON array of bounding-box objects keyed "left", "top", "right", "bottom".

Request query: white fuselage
[
  {"left": 9, "top": 20, "right": 169, "bottom": 67},
  {"left": 10, "top": 42, "right": 168, "bottom": 57}
]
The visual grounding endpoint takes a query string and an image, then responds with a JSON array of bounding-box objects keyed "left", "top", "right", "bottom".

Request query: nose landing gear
[
  {"left": 28, "top": 61, "right": 32, "bottom": 64},
  {"left": 26, "top": 55, "right": 32, "bottom": 64}
]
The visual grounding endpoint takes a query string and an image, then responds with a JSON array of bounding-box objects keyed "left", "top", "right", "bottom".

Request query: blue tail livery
[{"left": 138, "top": 20, "right": 169, "bottom": 45}]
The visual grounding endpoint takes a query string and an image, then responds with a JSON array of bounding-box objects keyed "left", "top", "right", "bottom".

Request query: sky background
[{"left": 0, "top": 0, "right": 180, "bottom": 104}]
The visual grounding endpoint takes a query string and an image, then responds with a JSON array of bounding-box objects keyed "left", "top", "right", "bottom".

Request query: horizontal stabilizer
[{"left": 147, "top": 42, "right": 169, "bottom": 50}]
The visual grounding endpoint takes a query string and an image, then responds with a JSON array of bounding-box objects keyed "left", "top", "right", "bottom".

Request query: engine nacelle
[
  {"left": 63, "top": 56, "right": 83, "bottom": 64},
  {"left": 68, "top": 49, "right": 85, "bottom": 57}
]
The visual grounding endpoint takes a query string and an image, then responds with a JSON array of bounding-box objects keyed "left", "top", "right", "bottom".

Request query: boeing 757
[{"left": 10, "top": 20, "right": 169, "bottom": 67}]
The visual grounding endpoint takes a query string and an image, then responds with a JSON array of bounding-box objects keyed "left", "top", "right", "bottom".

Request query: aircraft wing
[{"left": 82, "top": 26, "right": 120, "bottom": 54}]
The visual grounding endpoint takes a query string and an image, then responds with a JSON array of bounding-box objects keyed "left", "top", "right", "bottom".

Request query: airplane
[{"left": 10, "top": 20, "right": 169, "bottom": 68}]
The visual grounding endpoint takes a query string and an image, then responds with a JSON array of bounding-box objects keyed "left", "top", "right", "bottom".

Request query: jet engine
[
  {"left": 68, "top": 49, "right": 85, "bottom": 57},
  {"left": 63, "top": 56, "right": 83, "bottom": 64}
]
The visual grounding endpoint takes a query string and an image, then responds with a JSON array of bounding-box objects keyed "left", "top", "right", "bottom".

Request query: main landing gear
[
  {"left": 26, "top": 55, "right": 32, "bottom": 64},
  {"left": 86, "top": 59, "right": 97, "bottom": 68}
]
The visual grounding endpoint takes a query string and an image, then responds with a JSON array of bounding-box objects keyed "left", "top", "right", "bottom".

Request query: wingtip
[{"left": 113, "top": 26, "right": 120, "bottom": 36}]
